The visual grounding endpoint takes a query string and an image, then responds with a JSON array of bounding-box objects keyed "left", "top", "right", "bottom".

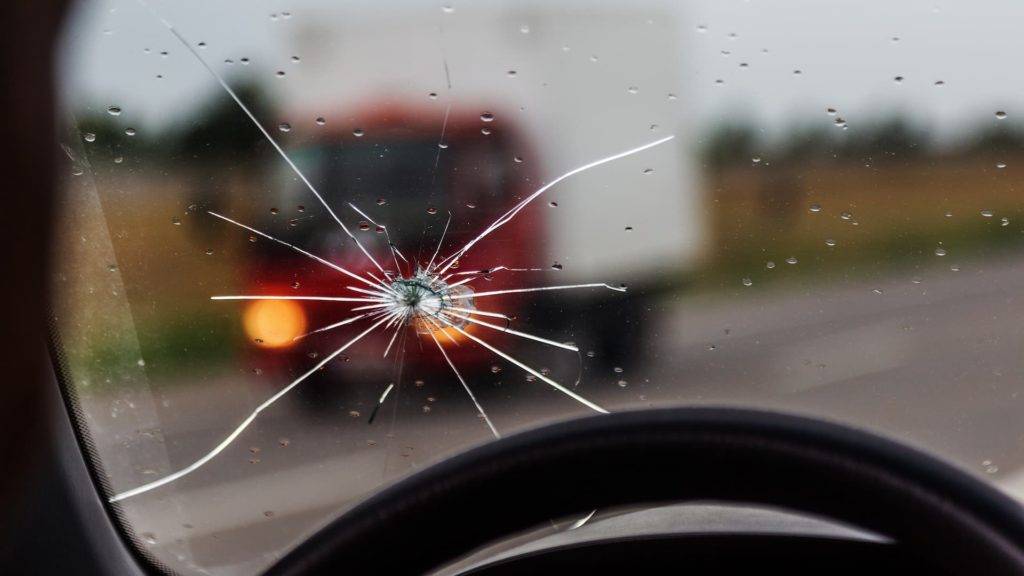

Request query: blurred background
[{"left": 52, "top": 0, "right": 1024, "bottom": 574}]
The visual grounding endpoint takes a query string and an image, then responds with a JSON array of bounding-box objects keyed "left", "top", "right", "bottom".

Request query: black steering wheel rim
[{"left": 266, "top": 407, "right": 1024, "bottom": 575}]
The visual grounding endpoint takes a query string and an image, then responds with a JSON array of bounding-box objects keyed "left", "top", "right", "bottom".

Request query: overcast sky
[{"left": 61, "top": 0, "right": 1024, "bottom": 144}]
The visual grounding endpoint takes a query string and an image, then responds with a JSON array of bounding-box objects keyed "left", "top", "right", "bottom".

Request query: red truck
[{"left": 238, "top": 104, "right": 548, "bottom": 410}]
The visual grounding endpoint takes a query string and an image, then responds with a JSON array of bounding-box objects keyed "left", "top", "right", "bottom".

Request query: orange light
[{"left": 243, "top": 299, "right": 307, "bottom": 348}]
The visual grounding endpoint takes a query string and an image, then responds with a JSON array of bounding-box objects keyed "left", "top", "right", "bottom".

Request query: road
[{"left": 87, "top": 251, "right": 1024, "bottom": 575}]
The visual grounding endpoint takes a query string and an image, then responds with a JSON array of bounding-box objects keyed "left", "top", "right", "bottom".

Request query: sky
[{"left": 60, "top": 0, "right": 1024, "bottom": 143}]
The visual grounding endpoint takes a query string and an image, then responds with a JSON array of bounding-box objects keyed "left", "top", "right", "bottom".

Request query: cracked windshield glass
[{"left": 52, "top": 0, "right": 1024, "bottom": 573}]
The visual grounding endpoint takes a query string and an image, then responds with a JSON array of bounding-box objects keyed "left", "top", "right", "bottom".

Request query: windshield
[{"left": 53, "top": 0, "right": 1024, "bottom": 573}]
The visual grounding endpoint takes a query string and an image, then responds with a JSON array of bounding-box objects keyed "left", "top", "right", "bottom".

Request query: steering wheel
[{"left": 265, "top": 408, "right": 1024, "bottom": 575}]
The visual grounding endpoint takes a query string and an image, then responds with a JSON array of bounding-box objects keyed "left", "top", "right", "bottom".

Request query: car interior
[{"left": 6, "top": 1, "right": 1024, "bottom": 575}]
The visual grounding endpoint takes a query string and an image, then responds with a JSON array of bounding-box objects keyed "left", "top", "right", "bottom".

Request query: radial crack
[
  {"left": 446, "top": 283, "right": 626, "bottom": 300},
  {"left": 152, "top": 15, "right": 388, "bottom": 274},
  {"left": 436, "top": 316, "right": 608, "bottom": 414},
  {"left": 429, "top": 330, "right": 500, "bottom": 438},
  {"left": 435, "top": 136, "right": 675, "bottom": 275},
  {"left": 442, "top": 310, "right": 577, "bottom": 352},
  {"left": 208, "top": 211, "right": 385, "bottom": 293},
  {"left": 109, "top": 314, "right": 390, "bottom": 503}
]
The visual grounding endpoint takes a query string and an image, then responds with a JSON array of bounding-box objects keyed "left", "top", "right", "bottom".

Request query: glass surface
[{"left": 53, "top": 0, "right": 1024, "bottom": 573}]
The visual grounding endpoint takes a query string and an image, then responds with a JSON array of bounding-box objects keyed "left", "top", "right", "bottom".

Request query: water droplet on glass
[
  {"left": 83, "top": 133, "right": 96, "bottom": 142},
  {"left": 315, "top": 116, "right": 325, "bottom": 125},
  {"left": 426, "top": 206, "right": 438, "bottom": 215},
  {"left": 441, "top": 4, "right": 454, "bottom": 13},
  {"left": 825, "top": 239, "right": 836, "bottom": 247},
  {"left": 240, "top": 57, "right": 250, "bottom": 65},
  {"left": 348, "top": 410, "right": 361, "bottom": 418},
  {"left": 276, "top": 70, "right": 286, "bottom": 78},
  {"left": 549, "top": 201, "right": 558, "bottom": 207},
  {"left": 996, "top": 111, "right": 1007, "bottom": 120},
  {"left": 291, "top": 55, "right": 301, "bottom": 63},
  {"left": 934, "top": 247, "right": 947, "bottom": 256},
  {"left": 668, "top": 93, "right": 678, "bottom": 100},
  {"left": 642, "top": 168, "right": 654, "bottom": 175},
  {"left": 934, "top": 80, "right": 945, "bottom": 86},
  {"left": 114, "top": 156, "right": 123, "bottom": 164},
  {"left": 997, "top": 162, "right": 1007, "bottom": 169},
  {"left": 617, "top": 380, "right": 629, "bottom": 388},
  {"left": 741, "top": 277, "right": 753, "bottom": 287},
  {"left": 107, "top": 106, "right": 122, "bottom": 116},
  {"left": 751, "top": 156, "right": 762, "bottom": 163},
  {"left": 278, "top": 123, "right": 291, "bottom": 133},
  {"left": 124, "top": 127, "right": 136, "bottom": 136},
  {"left": 480, "top": 112, "right": 494, "bottom": 122},
  {"left": 507, "top": 70, "right": 517, "bottom": 77},
  {"left": 519, "top": 24, "right": 530, "bottom": 34},
  {"left": 766, "top": 261, "right": 776, "bottom": 269},
  {"left": 197, "top": 41, "right": 207, "bottom": 49},
  {"left": 551, "top": 262, "right": 563, "bottom": 271},
  {"left": 981, "top": 209, "right": 994, "bottom": 218},
  {"left": 613, "top": 367, "right": 624, "bottom": 373},
  {"left": 826, "top": 108, "right": 837, "bottom": 116},
  {"left": 171, "top": 216, "right": 181, "bottom": 226},
  {"left": 490, "top": 365, "right": 502, "bottom": 374},
  {"left": 894, "top": 75, "right": 904, "bottom": 83},
  {"left": 513, "top": 155, "right": 523, "bottom": 163},
  {"left": 840, "top": 211, "right": 853, "bottom": 221},
  {"left": 353, "top": 128, "right": 364, "bottom": 137},
  {"left": 627, "top": 86, "right": 639, "bottom": 94},
  {"left": 428, "top": 92, "right": 438, "bottom": 100},
  {"left": 1001, "top": 217, "right": 1010, "bottom": 227},
  {"left": 785, "top": 257, "right": 798, "bottom": 265},
  {"left": 809, "top": 203, "right": 822, "bottom": 213}
]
